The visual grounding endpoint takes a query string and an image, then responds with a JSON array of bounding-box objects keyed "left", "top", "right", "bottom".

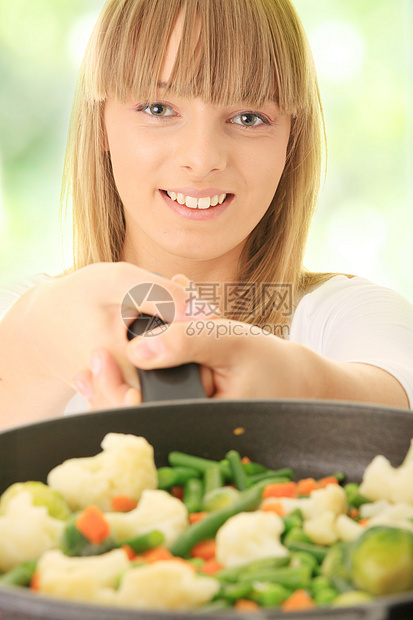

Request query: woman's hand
[
  {"left": 78, "top": 318, "right": 320, "bottom": 408},
  {"left": 80, "top": 316, "right": 409, "bottom": 409},
  {"left": 0, "top": 263, "right": 193, "bottom": 426}
]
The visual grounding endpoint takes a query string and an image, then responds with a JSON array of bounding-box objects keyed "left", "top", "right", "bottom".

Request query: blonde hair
[{"left": 61, "top": 0, "right": 330, "bottom": 334}]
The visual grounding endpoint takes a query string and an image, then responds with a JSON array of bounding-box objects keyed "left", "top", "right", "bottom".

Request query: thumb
[{"left": 126, "top": 319, "right": 245, "bottom": 370}]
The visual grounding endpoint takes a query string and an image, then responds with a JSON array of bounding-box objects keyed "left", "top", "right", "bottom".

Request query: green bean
[
  {"left": 168, "top": 452, "right": 222, "bottom": 472},
  {"left": 216, "top": 556, "right": 291, "bottom": 583},
  {"left": 203, "top": 486, "right": 240, "bottom": 512},
  {"left": 219, "top": 459, "right": 270, "bottom": 481},
  {"left": 119, "top": 530, "right": 164, "bottom": 554},
  {"left": 314, "top": 587, "right": 339, "bottom": 606},
  {"left": 157, "top": 466, "right": 200, "bottom": 489},
  {"left": 289, "top": 550, "right": 319, "bottom": 575},
  {"left": 344, "top": 483, "right": 371, "bottom": 508},
  {"left": 251, "top": 582, "right": 291, "bottom": 607},
  {"left": 284, "top": 539, "right": 329, "bottom": 563},
  {"left": 282, "top": 509, "right": 304, "bottom": 534},
  {"left": 226, "top": 450, "right": 248, "bottom": 491},
  {"left": 329, "top": 576, "right": 355, "bottom": 594},
  {"left": 241, "top": 462, "right": 268, "bottom": 476},
  {"left": 220, "top": 581, "right": 253, "bottom": 602},
  {"left": 0, "top": 561, "right": 37, "bottom": 587},
  {"left": 246, "top": 473, "right": 292, "bottom": 486},
  {"left": 203, "top": 465, "right": 223, "bottom": 496},
  {"left": 169, "top": 480, "right": 269, "bottom": 557},
  {"left": 311, "top": 575, "right": 334, "bottom": 594},
  {"left": 238, "top": 565, "right": 312, "bottom": 590},
  {"left": 196, "top": 599, "right": 233, "bottom": 613},
  {"left": 283, "top": 526, "right": 312, "bottom": 545},
  {"left": 183, "top": 477, "right": 204, "bottom": 513}
]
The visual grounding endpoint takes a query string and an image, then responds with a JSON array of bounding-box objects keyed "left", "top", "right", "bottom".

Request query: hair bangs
[{"left": 81, "top": 0, "right": 310, "bottom": 113}]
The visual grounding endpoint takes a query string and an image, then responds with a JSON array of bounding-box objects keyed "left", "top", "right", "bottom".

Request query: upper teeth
[{"left": 166, "top": 191, "right": 227, "bottom": 209}]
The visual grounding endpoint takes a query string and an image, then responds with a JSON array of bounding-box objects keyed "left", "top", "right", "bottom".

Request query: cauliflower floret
[
  {"left": 367, "top": 503, "right": 413, "bottom": 533},
  {"left": 277, "top": 484, "right": 347, "bottom": 520},
  {"left": 47, "top": 433, "right": 157, "bottom": 511},
  {"left": 359, "top": 448, "right": 413, "bottom": 505},
  {"left": 215, "top": 511, "right": 288, "bottom": 568},
  {"left": 106, "top": 489, "right": 188, "bottom": 547},
  {"left": 36, "top": 548, "right": 130, "bottom": 603},
  {"left": 334, "top": 514, "right": 365, "bottom": 542},
  {"left": 304, "top": 510, "right": 339, "bottom": 546},
  {"left": 0, "top": 492, "right": 64, "bottom": 572},
  {"left": 100, "top": 561, "right": 220, "bottom": 610}
]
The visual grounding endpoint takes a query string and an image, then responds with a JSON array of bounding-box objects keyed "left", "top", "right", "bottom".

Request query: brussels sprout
[
  {"left": 332, "top": 591, "right": 373, "bottom": 608},
  {"left": 321, "top": 541, "right": 352, "bottom": 582},
  {"left": 0, "top": 482, "right": 70, "bottom": 520},
  {"left": 203, "top": 486, "right": 240, "bottom": 512},
  {"left": 349, "top": 526, "right": 413, "bottom": 596}
]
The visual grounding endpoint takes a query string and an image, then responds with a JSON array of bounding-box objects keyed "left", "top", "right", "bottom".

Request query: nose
[{"left": 174, "top": 114, "right": 227, "bottom": 178}]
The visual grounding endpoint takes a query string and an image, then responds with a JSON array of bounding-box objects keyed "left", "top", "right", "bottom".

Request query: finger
[
  {"left": 72, "top": 369, "right": 94, "bottom": 401},
  {"left": 88, "top": 348, "right": 142, "bottom": 409},
  {"left": 200, "top": 365, "right": 215, "bottom": 397},
  {"left": 127, "top": 319, "right": 249, "bottom": 370}
]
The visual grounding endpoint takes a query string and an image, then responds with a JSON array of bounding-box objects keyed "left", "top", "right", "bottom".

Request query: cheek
[{"left": 108, "top": 131, "right": 163, "bottom": 199}]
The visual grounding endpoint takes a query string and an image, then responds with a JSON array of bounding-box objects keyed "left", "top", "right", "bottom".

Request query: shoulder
[
  {"left": 295, "top": 275, "right": 412, "bottom": 320},
  {"left": 0, "top": 273, "right": 54, "bottom": 319},
  {"left": 290, "top": 274, "right": 413, "bottom": 347}
]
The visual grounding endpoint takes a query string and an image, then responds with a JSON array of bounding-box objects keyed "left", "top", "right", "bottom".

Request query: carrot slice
[
  {"left": 235, "top": 599, "right": 260, "bottom": 611},
  {"left": 318, "top": 476, "right": 339, "bottom": 488},
  {"left": 190, "top": 539, "right": 217, "bottom": 561},
  {"left": 296, "top": 478, "right": 319, "bottom": 495},
  {"left": 189, "top": 511, "right": 208, "bottom": 524},
  {"left": 263, "top": 481, "right": 297, "bottom": 499},
  {"left": 241, "top": 456, "right": 251, "bottom": 464},
  {"left": 142, "top": 546, "right": 174, "bottom": 563},
  {"left": 121, "top": 544, "right": 138, "bottom": 561},
  {"left": 110, "top": 495, "right": 138, "bottom": 512},
  {"left": 200, "top": 559, "right": 224, "bottom": 575},
  {"left": 30, "top": 573, "right": 41, "bottom": 591},
  {"left": 171, "top": 486, "right": 184, "bottom": 500},
  {"left": 261, "top": 500, "right": 285, "bottom": 516},
  {"left": 75, "top": 505, "right": 111, "bottom": 545},
  {"left": 281, "top": 589, "right": 316, "bottom": 611}
]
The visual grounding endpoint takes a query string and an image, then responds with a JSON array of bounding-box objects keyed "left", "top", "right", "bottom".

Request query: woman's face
[{"left": 104, "top": 16, "right": 291, "bottom": 275}]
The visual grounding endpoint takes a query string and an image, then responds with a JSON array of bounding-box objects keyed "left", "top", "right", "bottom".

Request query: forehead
[{"left": 89, "top": 0, "right": 303, "bottom": 113}]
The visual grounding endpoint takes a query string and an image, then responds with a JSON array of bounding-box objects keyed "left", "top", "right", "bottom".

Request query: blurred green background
[{"left": 0, "top": 0, "right": 412, "bottom": 301}]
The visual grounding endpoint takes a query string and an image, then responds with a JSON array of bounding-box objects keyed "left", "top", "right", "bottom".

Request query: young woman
[{"left": 1, "top": 0, "right": 412, "bottom": 429}]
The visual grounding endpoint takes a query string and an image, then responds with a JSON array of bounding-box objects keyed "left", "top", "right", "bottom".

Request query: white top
[{"left": 1, "top": 273, "right": 412, "bottom": 411}]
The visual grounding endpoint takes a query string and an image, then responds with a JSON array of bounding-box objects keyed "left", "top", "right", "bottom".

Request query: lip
[
  {"left": 164, "top": 187, "right": 231, "bottom": 199},
  {"left": 159, "top": 190, "right": 234, "bottom": 221}
]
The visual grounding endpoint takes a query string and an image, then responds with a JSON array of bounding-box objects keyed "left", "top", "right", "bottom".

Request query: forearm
[
  {"left": 310, "top": 350, "right": 410, "bottom": 409},
  {"left": 0, "top": 292, "right": 75, "bottom": 430}
]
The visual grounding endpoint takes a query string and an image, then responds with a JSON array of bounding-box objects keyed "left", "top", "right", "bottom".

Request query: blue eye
[{"left": 231, "top": 113, "right": 267, "bottom": 127}]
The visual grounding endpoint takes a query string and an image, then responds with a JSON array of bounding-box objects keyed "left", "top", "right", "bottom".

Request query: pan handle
[{"left": 127, "top": 314, "right": 206, "bottom": 402}]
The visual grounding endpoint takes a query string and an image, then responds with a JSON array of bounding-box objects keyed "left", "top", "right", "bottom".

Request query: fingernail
[
  {"left": 91, "top": 351, "right": 103, "bottom": 376},
  {"left": 133, "top": 338, "right": 163, "bottom": 359},
  {"left": 73, "top": 378, "right": 92, "bottom": 399},
  {"left": 172, "top": 274, "right": 191, "bottom": 287}
]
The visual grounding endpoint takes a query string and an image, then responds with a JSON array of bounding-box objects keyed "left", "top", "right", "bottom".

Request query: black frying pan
[{"left": 0, "top": 318, "right": 413, "bottom": 619}]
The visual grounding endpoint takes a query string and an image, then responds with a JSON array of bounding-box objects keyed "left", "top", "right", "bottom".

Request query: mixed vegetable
[{"left": 1, "top": 432, "right": 413, "bottom": 612}]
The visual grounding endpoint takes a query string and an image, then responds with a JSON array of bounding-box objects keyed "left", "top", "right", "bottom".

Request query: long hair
[{"left": 61, "top": 0, "right": 330, "bottom": 334}]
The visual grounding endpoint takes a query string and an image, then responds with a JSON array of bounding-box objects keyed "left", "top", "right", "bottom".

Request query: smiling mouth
[{"left": 162, "top": 190, "right": 232, "bottom": 209}]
